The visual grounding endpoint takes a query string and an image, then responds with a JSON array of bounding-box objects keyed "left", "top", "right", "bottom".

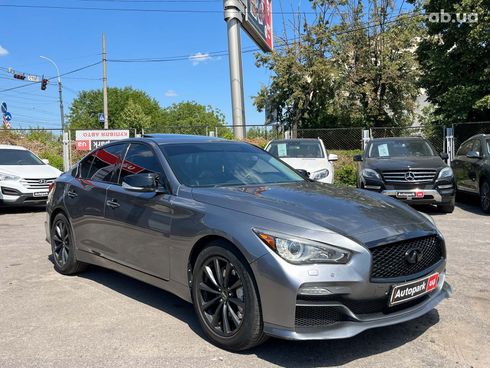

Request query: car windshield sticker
[
  {"left": 277, "top": 143, "right": 288, "bottom": 157},
  {"left": 378, "top": 144, "right": 390, "bottom": 157}
]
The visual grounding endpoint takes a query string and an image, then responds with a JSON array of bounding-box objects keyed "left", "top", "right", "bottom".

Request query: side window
[
  {"left": 119, "top": 144, "right": 163, "bottom": 183},
  {"left": 457, "top": 140, "right": 473, "bottom": 156},
  {"left": 472, "top": 139, "right": 482, "bottom": 155},
  {"left": 78, "top": 155, "right": 94, "bottom": 178},
  {"left": 84, "top": 144, "right": 128, "bottom": 183}
]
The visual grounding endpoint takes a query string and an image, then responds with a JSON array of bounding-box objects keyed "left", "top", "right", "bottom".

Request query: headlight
[
  {"left": 362, "top": 168, "right": 381, "bottom": 180},
  {"left": 0, "top": 172, "right": 21, "bottom": 181},
  {"left": 437, "top": 167, "right": 453, "bottom": 180},
  {"left": 311, "top": 169, "right": 329, "bottom": 181},
  {"left": 254, "top": 230, "right": 351, "bottom": 264}
]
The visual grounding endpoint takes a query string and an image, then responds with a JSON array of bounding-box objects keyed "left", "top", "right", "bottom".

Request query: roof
[
  {"left": 143, "top": 134, "right": 226, "bottom": 145},
  {"left": 369, "top": 136, "right": 426, "bottom": 141},
  {"left": 0, "top": 144, "right": 26, "bottom": 150},
  {"left": 268, "top": 138, "right": 321, "bottom": 143}
]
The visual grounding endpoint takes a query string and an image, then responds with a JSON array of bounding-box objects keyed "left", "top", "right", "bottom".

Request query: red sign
[
  {"left": 427, "top": 273, "right": 439, "bottom": 292},
  {"left": 76, "top": 140, "right": 90, "bottom": 151},
  {"left": 243, "top": 0, "right": 273, "bottom": 52}
]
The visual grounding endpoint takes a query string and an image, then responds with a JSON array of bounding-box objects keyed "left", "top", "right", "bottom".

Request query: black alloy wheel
[
  {"left": 197, "top": 256, "right": 244, "bottom": 337},
  {"left": 50, "top": 213, "right": 86, "bottom": 275},
  {"left": 481, "top": 180, "right": 490, "bottom": 214},
  {"left": 191, "top": 242, "right": 266, "bottom": 351}
]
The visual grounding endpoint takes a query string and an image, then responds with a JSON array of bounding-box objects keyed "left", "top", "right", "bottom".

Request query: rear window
[{"left": 267, "top": 141, "right": 324, "bottom": 158}]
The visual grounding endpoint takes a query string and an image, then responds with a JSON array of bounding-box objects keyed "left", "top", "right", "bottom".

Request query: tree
[
  {"left": 67, "top": 87, "right": 162, "bottom": 130},
  {"left": 154, "top": 101, "right": 232, "bottom": 138},
  {"left": 417, "top": 0, "right": 490, "bottom": 126},
  {"left": 254, "top": 0, "right": 424, "bottom": 135}
]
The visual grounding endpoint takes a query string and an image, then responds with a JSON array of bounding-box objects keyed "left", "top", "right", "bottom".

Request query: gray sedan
[{"left": 45, "top": 134, "right": 451, "bottom": 351}]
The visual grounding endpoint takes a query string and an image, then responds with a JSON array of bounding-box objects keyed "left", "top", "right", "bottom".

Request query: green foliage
[
  {"left": 417, "top": 0, "right": 490, "bottom": 125},
  {"left": 335, "top": 164, "right": 358, "bottom": 186},
  {"left": 67, "top": 87, "right": 162, "bottom": 130},
  {"left": 331, "top": 149, "right": 362, "bottom": 186},
  {"left": 254, "top": 0, "right": 424, "bottom": 131},
  {"left": 38, "top": 150, "right": 64, "bottom": 171}
]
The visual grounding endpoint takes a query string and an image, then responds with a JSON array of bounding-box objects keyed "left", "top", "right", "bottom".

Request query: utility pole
[
  {"left": 224, "top": 0, "right": 246, "bottom": 140},
  {"left": 40, "top": 56, "right": 69, "bottom": 171},
  {"left": 102, "top": 32, "right": 109, "bottom": 129}
]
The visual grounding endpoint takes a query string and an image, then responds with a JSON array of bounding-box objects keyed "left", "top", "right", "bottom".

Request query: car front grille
[
  {"left": 295, "top": 306, "right": 345, "bottom": 328},
  {"left": 19, "top": 178, "right": 56, "bottom": 190},
  {"left": 382, "top": 170, "right": 437, "bottom": 183},
  {"left": 371, "top": 235, "right": 443, "bottom": 280}
]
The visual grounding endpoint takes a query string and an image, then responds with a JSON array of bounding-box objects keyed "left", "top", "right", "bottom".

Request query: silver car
[{"left": 45, "top": 135, "right": 451, "bottom": 351}]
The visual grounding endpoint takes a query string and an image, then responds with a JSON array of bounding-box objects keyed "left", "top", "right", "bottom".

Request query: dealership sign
[
  {"left": 75, "top": 129, "right": 130, "bottom": 151},
  {"left": 243, "top": 0, "right": 273, "bottom": 52}
]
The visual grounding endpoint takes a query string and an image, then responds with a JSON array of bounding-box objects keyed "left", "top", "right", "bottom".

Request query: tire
[
  {"left": 50, "top": 213, "right": 87, "bottom": 275},
  {"left": 480, "top": 180, "right": 490, "bottom": 214},
  {"left": 438, "top": 197, "right": 455, "bottom": 213},
  {"left": 191, "top": 241, "right": 267, "bottom": 351}
]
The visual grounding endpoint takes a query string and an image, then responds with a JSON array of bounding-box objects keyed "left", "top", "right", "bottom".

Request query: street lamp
[
  {"left": 40, "top": 56, "right": 65, "bottom": 131},
  {"left": 40, "top": 56, "right": 69, "bottom": 171}
]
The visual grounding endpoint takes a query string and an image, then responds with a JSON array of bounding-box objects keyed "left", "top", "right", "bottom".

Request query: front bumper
[
  {"left": 251, "top": 243, "right": 450, "bottom": 341},
  {"left": 265, "top": 281, "right": 451, "bottom": 340},
  {"left": 0, "top": 191, "right": 48, "bottom": 207}
]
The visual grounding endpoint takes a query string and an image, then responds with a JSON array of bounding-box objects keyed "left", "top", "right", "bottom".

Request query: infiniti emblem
[
  {"left": 405, "top": 248, "right": 423, "bottom": 264},
  {"left": 405, "top": 172, "right": 416, "bottom": 181}
]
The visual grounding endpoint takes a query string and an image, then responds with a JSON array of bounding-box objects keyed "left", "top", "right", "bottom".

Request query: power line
[
  {"left": 0, "top": 61, "right": 101, "bottom": 93},
  {"left": 0, "top": 3, "right": 317, "bottom": 15}
]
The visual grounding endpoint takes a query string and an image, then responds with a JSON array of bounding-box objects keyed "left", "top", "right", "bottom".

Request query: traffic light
[
  {"left": 13, "top": 73, "right": 26, "bottom": 80},
  {"left": 41, "top": 78, "right": 48, "bottom": 91}
]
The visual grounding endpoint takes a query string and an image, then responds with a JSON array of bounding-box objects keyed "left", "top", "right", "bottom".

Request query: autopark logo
[{"left": 428, "top": 9, "right": 479, "bottom": 23}]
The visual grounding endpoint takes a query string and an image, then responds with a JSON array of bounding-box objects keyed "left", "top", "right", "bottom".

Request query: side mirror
[
  {"left": 439, "top": 152, "right": 449, "bottom": 160},
  {"left": 353, "top": 155, "right": 363, "bottom": 162},
  {"left": 122, "top": 173, "right": 161, "bottom": 192},
  {"left": 296, "top": 169, "right": 310, "bottom": 178},
  {"left": 42, "top": 159, "right": 50, "bottom": 164},
  {"left": 466, "top": 150, "right": 481, "bottom": 159},
  {"left": 328, "top": 153, "right": 338, "bottom": 161}
]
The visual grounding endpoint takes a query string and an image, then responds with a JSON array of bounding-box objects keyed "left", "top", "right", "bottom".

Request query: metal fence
[{"left": 297, "top": 127, "right": 364, "bottom": 150}]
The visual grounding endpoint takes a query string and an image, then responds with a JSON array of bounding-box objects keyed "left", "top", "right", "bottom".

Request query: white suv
[
  {"left": 265, "top": 138, "right": 338, "bottom": 183},
  {"left": 0, "top": 145, "right": 62, "bottom": 207}
]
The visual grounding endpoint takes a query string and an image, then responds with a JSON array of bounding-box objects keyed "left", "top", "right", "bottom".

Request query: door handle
[
  {"left": 67, "top": 190, "right": 78, "bottom": 199},
  {"left": 106, "top": 199, "right": 120, "bottom": 209}
]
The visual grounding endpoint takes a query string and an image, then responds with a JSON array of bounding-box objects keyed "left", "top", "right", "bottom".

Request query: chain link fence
[{"left": 297, "top": 128, "right": 364, "bottom": 150}]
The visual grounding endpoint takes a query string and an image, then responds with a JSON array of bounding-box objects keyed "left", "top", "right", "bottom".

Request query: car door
[
  {"left": 453, "top": 140, "right": 474, "bottom": 192},
  {"left": 64, "top": 143, "right": 129, "bottom": 255},
  {"left": 467, "top": 138, "right": 483, "bottom": 192},
  {"left": 103, "top": 142, "right": 172, "bottom": 280}
]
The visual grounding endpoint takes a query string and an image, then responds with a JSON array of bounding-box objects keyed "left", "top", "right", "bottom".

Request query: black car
[
  {"left": 452, "top": 134, "right": 490, "bottom": 213},
  {"left": 354, "top": 137, "right": 456, "bottom": 213}
]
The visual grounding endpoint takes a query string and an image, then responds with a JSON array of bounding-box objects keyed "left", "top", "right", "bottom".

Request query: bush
[
  {"left": 330, "top": 149, "right": 362, "bottom": 186},
  {"left": 38, "top": 150, "right": 64, "bottom": 171}
]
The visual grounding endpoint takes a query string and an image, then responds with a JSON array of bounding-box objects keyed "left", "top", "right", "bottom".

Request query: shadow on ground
[{"left": 49, "top": 259, "right": 441, "bottom": 367}]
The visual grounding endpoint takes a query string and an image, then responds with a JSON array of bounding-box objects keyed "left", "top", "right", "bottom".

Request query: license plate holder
[
  {"left": 33, "top": 192, "right": 49, "bottom": 197},
  {"left": 389, "top": 273, "right": 439, "bottom": 306},
  {"left": 396, "top": 191, "right": 416, "bottom": 199}
]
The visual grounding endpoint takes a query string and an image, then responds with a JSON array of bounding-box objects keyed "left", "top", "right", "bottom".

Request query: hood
[
  {"left": 192, "top": 182, "right": 433, "bottom": 245},
  {"left": 0, "top": 164, "right": 62, "bottom": 179},
  {"left": 279, "top": 158, "right": 330, "bottom": 174},
  {"left": 364, "top": 156, "right": 446, "bottom": 171}
]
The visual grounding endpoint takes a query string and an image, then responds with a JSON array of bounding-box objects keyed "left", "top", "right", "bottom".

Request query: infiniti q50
[{"left": 46, "top": 135, "right": 451, "bottom": 351}]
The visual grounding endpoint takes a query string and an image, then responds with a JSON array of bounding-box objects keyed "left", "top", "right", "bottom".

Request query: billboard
[
  {"left": 243, "top": 0, "right": 273, "bottom": 52},
  {"left": 75, "top": 129, "right": 130, "bottom": 151}
]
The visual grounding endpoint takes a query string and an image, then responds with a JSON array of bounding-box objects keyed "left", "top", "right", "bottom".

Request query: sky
[{"left": 0, "top": 0, "right": 318, "bottom": 130}]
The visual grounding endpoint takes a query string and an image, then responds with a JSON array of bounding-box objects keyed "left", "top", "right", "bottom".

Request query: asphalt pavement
[{"left": 0, "top": 198, "right": 489, "bottom": 368}]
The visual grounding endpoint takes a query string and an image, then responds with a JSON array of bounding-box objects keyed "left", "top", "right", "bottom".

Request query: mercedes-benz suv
[{"left": 354, "top": 137, "right": 456, "bottom": 213}]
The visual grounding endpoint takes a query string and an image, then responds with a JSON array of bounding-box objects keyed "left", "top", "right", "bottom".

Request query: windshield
[
  {"left": 267, "top": 140, "right": 324, "bottom": 158},
  {"left": 368, "top": 140, "right": 436, "bottom": 158},
  {"left": 0, "top": 149, "right": 44, "bottom": 165},
  {"left": 160, "top": 142, "right": 304, "bottom": 187}
]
